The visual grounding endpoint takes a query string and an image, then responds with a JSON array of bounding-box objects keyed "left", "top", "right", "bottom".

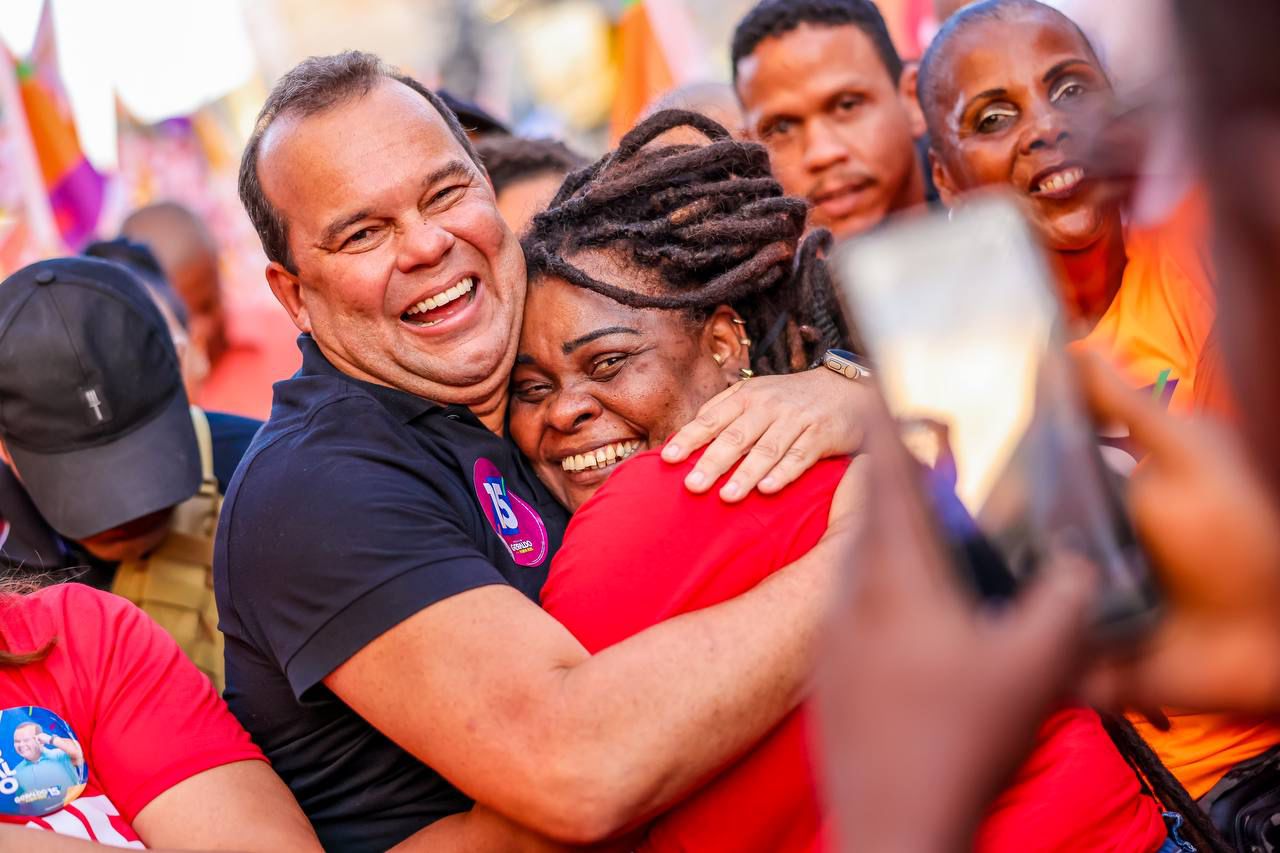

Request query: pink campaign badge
[{"left": 472, "top": 459, "right": 549, "bottom": 567}]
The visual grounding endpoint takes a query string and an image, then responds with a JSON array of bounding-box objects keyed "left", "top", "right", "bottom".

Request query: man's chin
[{"left": 813, "top": 207, "right": 886, "bottom": 241}]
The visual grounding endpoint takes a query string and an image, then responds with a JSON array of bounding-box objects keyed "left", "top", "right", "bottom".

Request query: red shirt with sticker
[
  {"left": 0, "top": 583, "right": 265, "bottom": 845},
  {"left": 541, "top": 449, "right": 1169, "bottom": 853}
]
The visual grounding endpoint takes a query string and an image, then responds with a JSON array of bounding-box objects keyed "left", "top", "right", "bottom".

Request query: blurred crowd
[{"left": 1, "top": 0, "right": 1280, "bottom": 851}]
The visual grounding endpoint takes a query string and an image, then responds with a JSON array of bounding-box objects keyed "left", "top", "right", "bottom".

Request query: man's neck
[
  {"left": 469, "top": 385, "right": 509, "bottom": 435},
  {"left": 893, "top": 157, "right": 929, "bottom": 215},
  {"left": 1056, "top": 222, "right": 1128, "bottom": 328}
]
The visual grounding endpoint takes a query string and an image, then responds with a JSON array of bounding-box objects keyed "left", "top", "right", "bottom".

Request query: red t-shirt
[
  {"left": 541, "top": 449, "right": 1168, "bottom": 852},
  {"left": 0, "top": 584, "right": 265, "bottom": 845}
]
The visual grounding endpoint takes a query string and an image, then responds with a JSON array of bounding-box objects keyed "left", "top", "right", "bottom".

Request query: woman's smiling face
[
  {"left": 928, "top": 7, "right": 1119, "bottom": 252},
  {"left": 509, "top": 263, "right": 746, "bottom": 511}
]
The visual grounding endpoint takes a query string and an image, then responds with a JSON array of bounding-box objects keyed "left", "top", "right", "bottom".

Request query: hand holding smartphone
[{"left": 832, "top": 195, "right": 1159, "bottom": 637}]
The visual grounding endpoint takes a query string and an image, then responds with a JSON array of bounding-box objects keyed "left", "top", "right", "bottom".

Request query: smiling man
[
  {"left": 216, "top": 52, "right": 862, "bottom": 851},
  {"left": 733, "top": 0, "right": 930, "bottom": 239}
]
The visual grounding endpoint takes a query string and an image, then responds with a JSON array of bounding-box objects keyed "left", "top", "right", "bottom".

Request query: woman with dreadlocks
[{"left": 503, "top": 108, "right": 1186, "bottom": 852}]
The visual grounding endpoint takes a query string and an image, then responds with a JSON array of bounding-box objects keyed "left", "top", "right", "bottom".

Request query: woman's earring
[
  {"left": 712, "top": 353, "right": 725, "bottom": 366},
  {"left": 739, "top": 367, "right": 754, "bottom": 380}
]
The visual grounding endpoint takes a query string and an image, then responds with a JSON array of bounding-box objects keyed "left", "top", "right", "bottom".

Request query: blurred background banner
[
  {"left": 0, "top": 0, "right": 953, "bottom": 410},
  {"left": 14, "top": 1, "right": 101, "bottom": 253},
  {"left": 0, "top": 39, "right": 59, "bottom": 275}
]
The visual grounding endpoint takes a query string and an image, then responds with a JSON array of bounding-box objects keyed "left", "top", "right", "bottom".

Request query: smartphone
[{"left": 832, "top": 195, "right": 1159, "bottom": 637}]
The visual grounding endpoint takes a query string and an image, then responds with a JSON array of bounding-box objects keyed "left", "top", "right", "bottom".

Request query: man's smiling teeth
[
  {"left": 561, "top": 441, "right": 642, "bottom": 472},
  {"left": 404, "top": 277, "right": 475, "bottom": 324},
  {"left": 1034, "top": 167, "right": 1084, "bottom": 194}
]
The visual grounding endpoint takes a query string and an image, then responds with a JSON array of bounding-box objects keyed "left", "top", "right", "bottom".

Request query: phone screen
[{"left": 834, "top": 196, "right": 1159, "bottom": 634}]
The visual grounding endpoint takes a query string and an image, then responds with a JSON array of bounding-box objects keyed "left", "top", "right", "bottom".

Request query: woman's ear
[
  {"left": 930, "top": 148, "right": 960, "bottom": 210},
  {"left": 702, "top": 305, "right": 749, "bottom": 383}
]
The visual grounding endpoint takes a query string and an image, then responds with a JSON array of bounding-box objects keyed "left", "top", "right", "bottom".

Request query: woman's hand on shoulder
[{"left": 661, "top": 367, "right": 872, "bottom": 502}]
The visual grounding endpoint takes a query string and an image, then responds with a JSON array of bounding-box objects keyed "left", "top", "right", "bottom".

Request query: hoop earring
[
  {"left": 711, "top": 353, "right": 725, "bottom": 366},
  {"left": 739, "top": 367, "right": 754, "bottom": 381}
]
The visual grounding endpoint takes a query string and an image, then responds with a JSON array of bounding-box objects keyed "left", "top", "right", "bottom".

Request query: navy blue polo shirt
[{"left": 214, "top": 335, "right": 569, "bottom": 853}]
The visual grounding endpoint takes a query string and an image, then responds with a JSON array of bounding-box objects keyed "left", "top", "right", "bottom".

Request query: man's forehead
[
  {"left": 258, "top": 79, "right": 470, "bottom": 220},
  {"left": 737, "top": 24, "right": 892, "bottom": 112}
]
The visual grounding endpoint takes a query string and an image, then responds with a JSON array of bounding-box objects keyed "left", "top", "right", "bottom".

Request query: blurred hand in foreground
[
  {"left": 1078, "top": 351, "right": 1280, "bottom": 714},
  {"left": 815, "top": 389, "right": 1097, "bottom": 853}
]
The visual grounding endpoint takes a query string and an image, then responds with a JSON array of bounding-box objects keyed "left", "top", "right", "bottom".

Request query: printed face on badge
[{"left": 0, "top": 707, "right": 88, "bottom": 817}]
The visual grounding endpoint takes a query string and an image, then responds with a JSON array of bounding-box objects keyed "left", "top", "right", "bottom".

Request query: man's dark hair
[
  {"left": 473, "top": 136, "right": 588, "bottom": 196},
  {"left": 522, "top": 109, "right": 855, "bottom": 376},
  {"left": 916, "top": 0, "right": 1096, "bottom": 139},
  {"left": 238, "top": 50, "right": 483, "bottom": 274},
  {"left": 731, "top": 0, "right": 903, "bottom": 84}
]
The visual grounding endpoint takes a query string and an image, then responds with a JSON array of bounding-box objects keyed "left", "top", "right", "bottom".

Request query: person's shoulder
[
  {"left": 230, "top": 386, "right": 416, "bottom": 493},
  {"left": 25, "top": 582, "right": 140, "bottom": 624},
  {"left": 1, "top": 584, "right": 143, "bottom": 649}
]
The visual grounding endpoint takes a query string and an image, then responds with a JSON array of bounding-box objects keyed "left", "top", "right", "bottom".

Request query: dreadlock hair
[
  {"left": 473, "top": 136, "right": 588, "bottom": 196},
  {"left": 1099, "top": 712, "right": 1231, "bottom": 853},
  {"left": 522, "top": 109, "right": 855, "bottom": 377},
  {"left": 731, "top": 0, "right": 903, "bottom": 85}
]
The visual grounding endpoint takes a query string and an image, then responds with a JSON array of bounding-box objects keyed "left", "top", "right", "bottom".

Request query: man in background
[{"left": 732, "top": 0, "right": 931, "bottom": 239}]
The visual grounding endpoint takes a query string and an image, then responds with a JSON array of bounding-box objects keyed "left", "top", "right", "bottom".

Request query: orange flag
[{"left": 608, "top": 0, "right": 705, "bottom": 144}]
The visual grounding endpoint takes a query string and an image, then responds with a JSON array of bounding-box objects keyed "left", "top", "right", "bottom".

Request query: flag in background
[
  {"left": 0, "top": 38, "right": 60, "bottom": 277},
  {"left": 608, "top": 0, "right": 706, "bottom": 144},
  {"left": 16, "top": 0, "right": 103, "bottom": 250}
]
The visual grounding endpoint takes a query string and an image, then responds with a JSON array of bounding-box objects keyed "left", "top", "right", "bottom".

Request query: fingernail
[
  {"left": 662, "top": 443, "right": 682, "bottom": 461},
  {"left": 760, "top": 476, "right": 777, "bottom": 492},
  {"left": 686, "top": 471, "right": 706, "bottom": 489},
  {"left": 721, "top": 482, "right": 742, "bottom": 500}
]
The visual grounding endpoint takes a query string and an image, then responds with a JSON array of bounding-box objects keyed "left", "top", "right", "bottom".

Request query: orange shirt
[
  {"left": 1080, "top": 188, "right": 1278, "bottom": 796},
  {"left": 1082, "top": 190, "right": 1217, "bottom": 414}
]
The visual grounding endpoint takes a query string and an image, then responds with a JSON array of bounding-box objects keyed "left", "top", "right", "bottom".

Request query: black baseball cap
[
  {"left": 0, "top": 257, "right": 200, "bottom": 540},
  {"left": 438, "top": 90, "right": 511, "bottom": 137}
]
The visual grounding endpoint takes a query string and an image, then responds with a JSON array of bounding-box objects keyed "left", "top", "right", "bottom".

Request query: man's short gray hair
[{"left": 238, "top": 50, "right": 484, "bottom": 273}]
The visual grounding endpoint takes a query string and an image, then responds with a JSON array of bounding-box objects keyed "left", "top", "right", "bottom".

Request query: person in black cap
[
  {"left": 437, "top": 89, "right": 511, "bottom": 138},
  {"left": 0, "top": 256, "right": 259, "bottom": 686}
]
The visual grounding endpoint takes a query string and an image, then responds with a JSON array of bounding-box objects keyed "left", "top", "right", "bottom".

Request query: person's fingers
[
  {"left": 681, "top": 399, "right": 777, "bottom": 494},
  {"left": 661, "top": 380, "right": 748, "bottom": 464},
  {"left": 716, "top": 420, "right": 809, "bottom": 501},
  {"left": 1074, "top": 349, "right": 1190, "bottom": 463}
]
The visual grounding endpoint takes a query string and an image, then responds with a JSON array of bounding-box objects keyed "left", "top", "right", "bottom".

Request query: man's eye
[
  {"left": 343, "top": 227, "right": 376, "bottom": 248},
  {"left": 835, "top": 94, "right": 864, "bottom": 113},
  {"left": 430, "top": 184, "right": 466, "bottom": 206},
  {"left": 763, "top": 119, "right": 794, "bottom": 140}
]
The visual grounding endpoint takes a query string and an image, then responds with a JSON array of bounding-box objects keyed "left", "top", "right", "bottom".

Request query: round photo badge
[
  {"left": 0, "top": 706, "right": 88, "bottom": 817},
  {"left": 472, "top": 458, "right": 549, "bottom": 567}
]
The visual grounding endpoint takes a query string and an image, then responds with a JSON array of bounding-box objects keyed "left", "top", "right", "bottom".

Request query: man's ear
[
  {"left": 929, "top": 148, "right": 960, "bottom": 209},
  {"left": 898, "top": 63, "right": 928, "bottom": 140},
  {"left": 702, "top": 305, "right": 749, "bottom": 383},
  {"left": 265, "top": 262, "right": 312, "bottom": 334}
]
